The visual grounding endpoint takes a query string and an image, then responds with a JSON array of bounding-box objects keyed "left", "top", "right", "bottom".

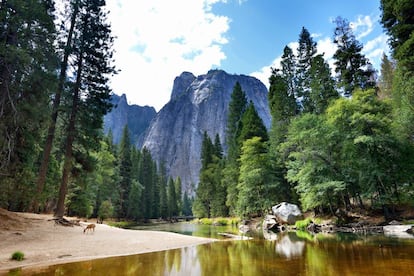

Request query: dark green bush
[{"left": 11, "top": 251, "right": 24, "bottom": 261}]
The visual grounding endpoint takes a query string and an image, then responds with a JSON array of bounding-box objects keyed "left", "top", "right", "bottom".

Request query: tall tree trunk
[
  {"left": 32, "top": 3, "right": 79, "bottom": 212},
  {"left": 54, "top": 52, "right": 83, "bottom": 219},
  {"left": 0, "top": 14, "right": 17, "bottom": 170}
]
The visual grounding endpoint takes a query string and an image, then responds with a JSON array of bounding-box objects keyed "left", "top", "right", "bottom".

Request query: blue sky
[{"left": 106, "top": 0, "right": 389, "bottom": 111}]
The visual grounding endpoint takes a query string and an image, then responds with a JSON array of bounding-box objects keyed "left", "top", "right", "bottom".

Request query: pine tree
[
  {"left": 238, "top": 101, "right": 269, "bottom": 143},
  {"left": 223, "top": 82, "right": 247, "bottom": 215},
  {"left": 297, "top": 27, "right": 317, "bottom": 112},
  {"left": 117, "top": 126, "right": 132, "bottom": 218},
  {"left": 378, "top": 53, "right": 395, "bottom": 99},
  {"left": 237, "top": 137, "right": 273, "bottom": 218},
  {"left": 333, "top": 16, "right": 376, "bottom": 96},
  {"left": 308, "top": 54, "right": 339, "bottom": 114},
  {"left": 175, "top": 177, "right": 182, "bottom": 215},
  {"left": 225, "top": 82, "right": 247, "bottom": 161},
  {"left": 54, "top": 0, "right": 116, "bottom": 218},
  {"left": 158, "top": 162, "right": 168, "bottom": 218},
  {"left": 182, "top": 191, "right": 193, "bottom": 216},
  {"left": 380, "top": 0, "right": 414, "bottom": 73},
  {"left": 139, "top": 147, "right": 155, "bottom": 219},
  {"left": 380, "top": 0, "right": 414, "bottom": 141},
  {"left": 193, "top": 132, "right": 225, "bottom": 218},
  {"left": 33, "top": 0, "right": 81, "bottom": 212},
  {"left": 280, "top": 46, "right": 299, "bottom": 111},
  {"left": 0, "top": 0, "right": 57, "bottom": 210},
  {"left": 167, "top": 177, "right": 178, "bottom": 217}
]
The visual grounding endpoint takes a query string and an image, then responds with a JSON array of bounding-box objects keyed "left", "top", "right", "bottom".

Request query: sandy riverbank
[{"left": 0, "top": 208, "right": 216, "bottom": 273}]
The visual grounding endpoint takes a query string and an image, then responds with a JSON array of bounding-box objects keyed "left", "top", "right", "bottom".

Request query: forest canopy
[{"left": 0, "top": 0, "right": 413, "bottom": 221}]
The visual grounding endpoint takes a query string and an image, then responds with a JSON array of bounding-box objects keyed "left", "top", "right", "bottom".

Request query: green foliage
[
  {"left": 378, "top": 53, "right": 395, "bottom": 99},
  {"left": 297, "top": 27, "right": 317, "bottom": 112},
  {"left": 237, "top": 137, "right": 275, "bottom": 218},
  {"left": 380, "top": 0, "right": 414, "bottom": 73},
  {"left": 239, "top": 102, "right": 269, "bottom": 143},
  {"left": 193, "top": 132, "right": 226, "bottom": 218},
  {"left": 194, "top": 217, "right": 240, "bottom": 226},
  {"left": 283, "top": 113, "right": 345, "bottom": 212},
  {"left": 98, "top": 200, "right": 114, "bottom": 222},
  {"left": 223, "top": 82, "right": 247, "bottom": 215},
  {"left": 295, "top": 218, "right": 313, "bottom": 230},
  {"left": 11, "top": 251, "right": 25, "bottom": 261},
  {"left": 333, "top": 16, "right": 376, "bottom": 95},
  {"left": 167, "top": 177, "right": 178, "bottom": 217},
  {"left": 0, "top": 0, "right": 57, "bottom": 211},
  {"left": 118, "top": 125, "right": 132, "bottom": 218},
  {"left": 128, "top": 180, "right": 144, "bottom": 221}
]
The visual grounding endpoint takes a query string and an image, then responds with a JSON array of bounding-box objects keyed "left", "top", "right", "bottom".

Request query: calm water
[{"left": 8, "top": 223, "right": 414, "bottom": 276}]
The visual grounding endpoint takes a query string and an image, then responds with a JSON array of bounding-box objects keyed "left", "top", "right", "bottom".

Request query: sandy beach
[{"left": 0, "top": 208, "right": 216, "bottom": 273}]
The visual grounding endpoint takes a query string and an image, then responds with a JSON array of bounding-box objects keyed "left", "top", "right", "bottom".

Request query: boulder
[
  {"left": 272, "top": 202, "right": 303, "bottom": 225},
  {"left": 262, "top": 215, "right": 277, "bottom": 230}
]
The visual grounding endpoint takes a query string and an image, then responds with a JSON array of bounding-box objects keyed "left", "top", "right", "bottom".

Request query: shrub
[
  {"left": 11, "top": 251, "right": 24, "bottom": 261},
  {"left": 295, "top": 218, "right": 313, "bottom": 230}
]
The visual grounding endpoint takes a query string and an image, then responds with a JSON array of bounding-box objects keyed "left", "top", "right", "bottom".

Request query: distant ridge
[{"left": 103, "top": 93, "right": 156, "bottom": 145}]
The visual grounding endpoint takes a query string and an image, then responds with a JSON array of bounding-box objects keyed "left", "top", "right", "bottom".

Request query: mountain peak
[
  {"left": 142, "top": 70, "right": 271, "bottom": 193},
  {"left": 171, "top": 72, "right": 196, "bottom": 100}
]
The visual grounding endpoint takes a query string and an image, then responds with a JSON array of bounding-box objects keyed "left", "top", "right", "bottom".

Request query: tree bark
[
  {"left": 54, "top": 50, "right": 83, "bottom": 218},
  {"left": 32, "top": 2, "right": 79, "bottom": 212}
]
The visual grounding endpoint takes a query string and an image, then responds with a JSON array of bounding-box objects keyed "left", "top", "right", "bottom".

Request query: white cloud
[
  {"left": 362, "top": 33, "right": 390, "bottom": 70},
  {"left": 350, "top": 15, "right": 374, "bottom": 40},
  {"left": 106, "top": 0, "right": 229, "bottom": 110}
]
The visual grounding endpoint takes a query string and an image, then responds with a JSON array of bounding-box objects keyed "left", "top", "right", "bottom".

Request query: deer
[{"left": 83, "top": 223, "right": 96, "bottom": 234}]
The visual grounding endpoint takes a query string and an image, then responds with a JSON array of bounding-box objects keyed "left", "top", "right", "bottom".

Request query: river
[{"left": 9, "top": 222, "right": 414, "bottom": 275}]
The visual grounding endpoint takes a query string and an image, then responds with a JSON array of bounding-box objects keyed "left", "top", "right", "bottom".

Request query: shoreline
[{"left": 0, "top": 209, "right": 216, "bottom": 273}]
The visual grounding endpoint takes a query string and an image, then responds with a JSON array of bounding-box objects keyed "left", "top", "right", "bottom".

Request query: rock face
[
  {"left": 104, "top": 94, "right": 156, "bottom": 145},
  {"left": 272, "top": 202, "right": 303, "bottom": 225},
  {"left": 141, "top": 70, "right": 271, "bottom": 193}
]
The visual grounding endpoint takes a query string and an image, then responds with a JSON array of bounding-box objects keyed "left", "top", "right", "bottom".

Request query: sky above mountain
[{"left": 106, "top": 0, "right": 389, "bottom": 111}]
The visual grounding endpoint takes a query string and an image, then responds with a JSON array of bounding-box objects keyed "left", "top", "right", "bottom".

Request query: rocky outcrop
[
  {"left": 141, "top": 70, "right": 271, "bottom": 194},
  {"left": 104, "top": 94, "right": 156, "bottom": 145}
]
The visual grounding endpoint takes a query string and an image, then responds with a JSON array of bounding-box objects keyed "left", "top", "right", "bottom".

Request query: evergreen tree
[
  {"left": 308, "top": 54, "right": 339, "bottom": 114},
  {"left": 297, "top": 27, "right": 317, "bottom": 112},
  {"left": 237, "top": 137, "right": 274, "bottom": 218},
  {"left": 378, "top": 53, "right": 395, "bottom": 99},
  {"left": 280, "top": 46, "right": 299, "bottom": 111},
  {"left": 92, "top": 139, "right": 118, "bottom": 217},
  {"left": 167, "top": 177, "right": 178, "bottom": 217},
  {"left": 158, "top": 162, "right": 169, "bottom": 218},
  {"left": 139, "top": 147, "right": 155, "bottom": 219},
  {"left": 223, "top": 82, "right": 247, "bottom": 215},
  {"left": 55, "top": 0, "right": 116, "bottom": 218},
  {"left": 380, "top": 1, "right": 414, "bottom": 141},
  {"left": 267, "top": 71, "right": 296, "bottom": 202},
  {"left": 182, "top": 191, "right": 193, "bottom": 216},
  {"left": 193, "top": 132, "right": 225, "bottom": 218},
  {"left": 380, "top": 0, "right": 414, "bottom": 73},
  {"left": 127, "top": 180, "right": 143, "bottom": 221},
  {"left": 225, "top": 82, "right": 247, "bottom": 161},
  {"left": 33, "top": 0, "right": 81, "bottom": 211},
  {"left": 0, "top": 0, "right": 57, "bottom": 210},
  {"left": 333, "top": 16, "right": 376, "bottom": 96},
  {"left": 175, "top": 177, "right": 183, "bottom": 215},
  {"left": 238, "top": 101, "right": 268, "bottom": 143},
  {"left": 117, "top": 126, "right": 132, "bottom": 218}
]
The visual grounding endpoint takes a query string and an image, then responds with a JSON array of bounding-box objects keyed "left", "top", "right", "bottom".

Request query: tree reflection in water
[{"left": 16, "top": 231, "right": 414, "bottom": 275}]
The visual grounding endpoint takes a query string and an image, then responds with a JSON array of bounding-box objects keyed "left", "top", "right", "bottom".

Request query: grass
[
  {"left": 11, "top": 251, "right": 24, "bottom": 261},
  {"left": 193, "top": 217, "right": 241, "bottom": 226},
  {"left": 107, "top": 221, "right": 136, "bottom": 229},
  {"left": 295, "top": 218, "right": 313, "bottom": 230}
]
